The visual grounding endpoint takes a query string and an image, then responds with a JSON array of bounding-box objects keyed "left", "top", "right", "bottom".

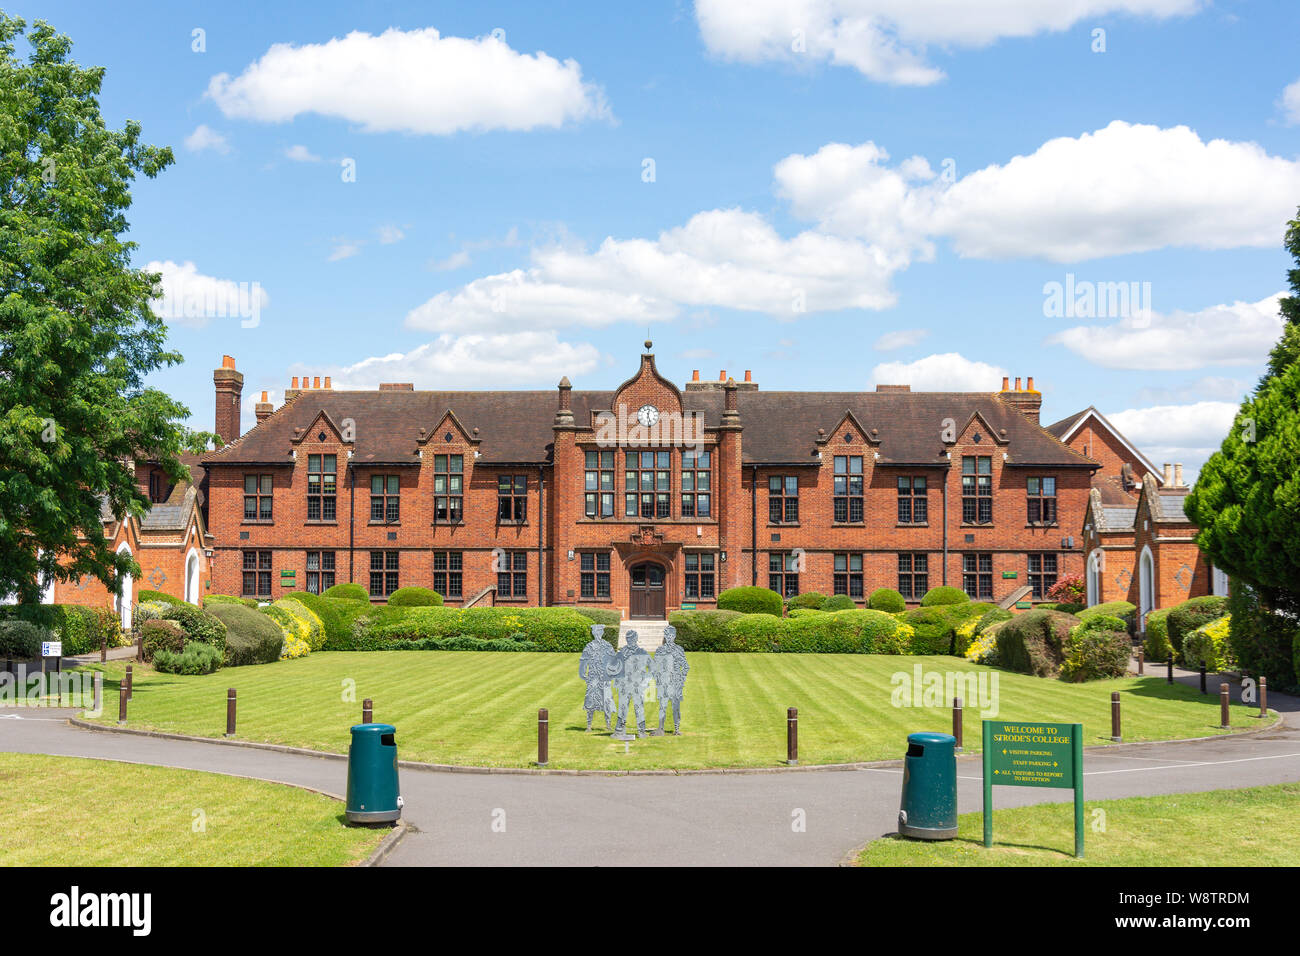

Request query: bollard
[
  {"left": 1200, "top": 661, "right": 1207, "bottom": 695},
  {"left": 118, "top": 678, "right": 127, "bottom": 725},
  {"left": 1219, "top": 682, "right": 1230, "bottom": 730},
  {"left": 1166, "top": 657, "right": 1173, "bottom": 685},
  {"left": 1137, "top": 646, "right": 1144, "bottom": 675},
  {"left": 125, "top": 664, "right": 133, "bottom": 702},
  {"left": 362, "top": 698, "right": 373, "bottom": 724},
  {"left": 136, "top": 635, "right": 143, "bottom": 664},
  {"left": 1110, "top": 691, "right": 1122, "bottom": 742},
  {"left": 537, "top": 708, "right": 549, "bottom": 767},
  {"left": 787, "top": 707, "right": 799, "bottom": 766},
  {"left": 1260, "top": 676, "right": 1268, "bottom": 719},
  {"left": 56, "top": 656, "right": 63, "bottom": 707},
  {"left": 225, "top": 688, "right": 237, "bottom": 737},
  {"left": 100, "top": 635, "right": 107, "bottom": 664},
  {"left": 952, "top": 697, "right": 964, "bottom": 752}
]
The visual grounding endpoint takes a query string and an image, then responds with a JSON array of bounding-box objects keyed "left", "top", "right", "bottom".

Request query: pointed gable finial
[{"left": 644, "top": 339, "right": 653, "bottom": 352}]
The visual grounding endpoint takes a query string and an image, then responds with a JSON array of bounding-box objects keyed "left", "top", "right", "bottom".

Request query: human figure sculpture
[
  {"left": 608, "top": 629, "right": 653, "bottom": 738},
  {"left": 578, "top": 625, "right": 616, "bottom": 731},
  {"left": 650, "top": 625, "right": 689, "bottom": 735}
]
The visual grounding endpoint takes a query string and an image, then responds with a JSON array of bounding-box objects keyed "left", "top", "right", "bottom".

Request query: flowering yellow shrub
[{"left": 965, "top": 627, "right": 1000, "bottom": 665}]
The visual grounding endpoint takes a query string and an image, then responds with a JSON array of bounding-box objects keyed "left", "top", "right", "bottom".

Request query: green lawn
[
  {"left": 75, "top": 652, "right": 1266, "bottom": 770},
  {"left": 857, "top": 782, "right": 1300, "bottom": 866},
  {"left": 0, "top": 753, "right": 387, "bottom": 866}
]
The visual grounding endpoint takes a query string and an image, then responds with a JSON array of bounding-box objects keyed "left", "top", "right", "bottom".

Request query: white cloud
[
  {"left": 775, "top": 123, "right": 1300, "bottom": 262},
  {"left": 1104, "top": 400, "right": 1238, "bottom": 482},
  {"left": 377, "top": 225, "right": 405, "bottom": 245},
  {"left": 1281, "top": 78, "right": 1300, "bottom": 125},
  {"left": 695, "top": 0, "right": 1200, "bottom": 84},
  {"left": 1050, "top": 292, "right": 1284, "bottom": 370},
  {"left": 869, "top": 352, "right": 1006, "bottom": 391},
  {"left": 318, "top": 331, "right": 601, "bottom": 388},
  {"left": 874, "top": 328, "right": 929, "bottom": 350},
  {"left": 327, "top": 241, "right": 363, "bottom": 262},
  {"left": 207, "top": 27, "right": 609, "bottom": 135},
  {"left": 407, "top": 208, "right": 909, "bottom": 330},
  {"left": 429, "top": 250, "right": 472, "bottom": 272},
  {"left": 284, "top": 144, "right": 322, "bottom": 162},
  {"left": 184, "top": 124, "right": 230, "bottom": 154},
  {"left": 146, "top": 259, "right": 268, "bottom": 328}
]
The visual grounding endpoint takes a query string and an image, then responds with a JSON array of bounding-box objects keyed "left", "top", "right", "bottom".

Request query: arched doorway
[
  {"left": 184, "top": 548, "right": 201, "bottom": 604},
  {"left": 115, "top": 542, "right": 134, "bottom": 632},
  {"left": 1138, "top": 546, "right": 1155, "bottom": 626},
  {"left": 629, "top": 561, "right": 666, "bottom": 619},
  {"left": 1086, "top": 550, "right": 1102, "bottom": 607}
]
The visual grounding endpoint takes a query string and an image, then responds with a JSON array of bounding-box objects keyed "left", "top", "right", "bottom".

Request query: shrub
[
  {"left": 668, "top": 610, "right": 741, "bottom": 651},
  {"left": 573, "top": 607, "right": 622, "bottom": 628},
  {"left": 1041, "top": 601, "right": 1085, "bottom": 615},
  {"left": 1077, "top": 601, "right": 1137, "bottom": 634},
  {"left": 965, "top": 622, "right": 1007, "bottom": 666},
  {"left": 282, "top": 592, "right": 349, "bottom": 647},
  {"left": 131, "top": 599, "right": 172, "bottom": 632},
  {"left": 786, "top": 592, "right": 827, "bottom": 611},
  {"left": 717, "top": 586, "right": 783, "bottom": 617},
  {"left": 140, "top": 619, "right": 184, "bottom": 663},
  {"left": 322, "top": 582, "right": 369, "bottom": 602},
  {"left": 820, "top": 594, "right": 857, "bottom": 611},
  {"left": 722, "top": 613, "right": 783, "bottom": 651},
  {"left": 903, "top": 603, "right": 993, "bottom": 655},
  {"left": 1226, "top": 581, "right": 1297, "bottom": 689},
  {"left": 269, "top": 599, "right": 325, "bottom": 651},
  {"left": 1183, "top": 614, "right": 1237, "bottom": 672},
  {"left": 321, "top": 598, "right": 377, "bottom": 649},
  {"left": 160, "top": 603, "right": 227, "bottom": 658},
  {"left": 920, "top": 586, "right": 970, "bottom": 607},
  {"left": 867, "top": 588, "right": 906, "bottom": 613},
  {"left": 1046, "top": 575, "right": 1086, "bottom": 604},
  {"left": 995, "top": 609, "right": 1079, "bottom": 677},
  {"left": 260, "top": 604, "right": 313, "bottom": 659},
  {"left": 974, "top": 607, "right": 1013, "bottom": 634},
  {"left": 387, "top": 586, "right": 444, "bottom": 608},
  {"left": 0, "top": 619, "right": 48, "bottom": 658},
  {"left": 1077, "top": 614, "right": 1127, "bottom": 635},
  {"left": 206, "top": 604, "right": 283, "bottom": 666},
  {"left": 0, "top": 604, "right": 124, "bottom": 655},
  {"left": 1167, "top": 596, "right": 1229, "bottom": 663},
  {"left": 772, "top": 610, "right": 912, "bottom": 654},
  {"left": 203, "top": 594, "right": 258, "bottom": 609},
  {"left": 153, "top": 642, "right": 222, "bottom": 675},
  {"left": 356, "top": 607, "right": 594, "bottom": 652},
  {"left": 138, "top": 589, "right": 183, "bottom": 606},
  {"left": 786, "top": 607, "right": 824, "bottom": 618},
  {"left": 1142, "top": 607, "right": 1173, "bottom": 662},
  {"left": 1061, "top": 626, "right": 1130, "bottom": 682}
]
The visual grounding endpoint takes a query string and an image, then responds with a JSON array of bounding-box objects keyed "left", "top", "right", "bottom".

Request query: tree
[
  {"left": 0, "top": 15, "right": 192, "bottom": 603},
  {"left": 1185, "top": 210, "right": 1300, "bottom": 621}
]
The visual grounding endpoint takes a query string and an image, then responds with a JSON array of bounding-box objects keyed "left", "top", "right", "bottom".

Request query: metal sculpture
[
  {"left": 609, "top": 629, "right": 653, "bottom": 739},
  {"left": 578, "top": 625, "right": 616, "bottom": 731},
  {"left": 649, "top": 625, "right": 689, "bottom": 735}
]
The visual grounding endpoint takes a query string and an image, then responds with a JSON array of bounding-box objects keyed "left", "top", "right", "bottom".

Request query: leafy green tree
[
  {"left": 0, "top": 15, "right": 192, "bottom": 603},
  {"left": 1186, "top": 210, "right": 1300, "bottom": 624}
]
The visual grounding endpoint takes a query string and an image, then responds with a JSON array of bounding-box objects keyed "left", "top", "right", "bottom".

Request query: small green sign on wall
[
  {"left": 280, "top": 569, "right": 296, "bottom": 588},
  {"left": 1002, "top": 571, "right": 1018, "bottom": 579}
]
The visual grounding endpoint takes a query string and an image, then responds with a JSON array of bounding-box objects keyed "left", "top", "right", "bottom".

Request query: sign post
[
  {"left": 982, "top": 719, "right": 1084, "bottom": 858},
  {"left": 40, "top": 642, "right": 62, "bottom": 706}
]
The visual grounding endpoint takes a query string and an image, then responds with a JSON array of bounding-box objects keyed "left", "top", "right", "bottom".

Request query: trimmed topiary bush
[
  {"left": 206, "top": 604, "right": 284, "bottom": 666},
  {"left": 203, "top": 594, "right": 258, "bottom": 609},
  {"left": 387, "top": 586, "right": 444, "bottom": 608},
  {"left": 1077, "top": 601, "right": 1137, "bottom": 634},
  {"left": 355, "top": 607, "right": 595, "bottom": 652},
  {"left": 282, "top": 592, "right": 348, "bottom": 647},
  {"left": 1167, "top": 595, "right": 1229, "bottom": 664},
  {"left": 975, "top": 607, "right": 1013, "bottom": 634},
  {"left": 668, "top": 609, "right": 741, "bottom": 651},
  {"left": 263, "top": 599, "right": 325, "bottom": 656},
  {"left": 0, "top": 619, "right": 47, "bottom": 659},
  {"left": 153, "top": 642, "right": 223, "bottom": 675},
  {"left": 867, "top": 588, "right": 906, "bottom": 613},
  {"left": 903, "top": 602, "right": 996, "bottom": 655},
  {"left": 920, "top": 586, "right": 970, "bottom": 607},
  {"left": 1061, "top": 624, "right": 1130, "bottom": 682},
  {"left": 573, "top": 607, "right": 622, "bottom": 628},
  {"left": 786, "top": 592, "right": 827, "bottom": 611},
  {"left": 717, "top": 586, "right": 783, "bottom": 617},
  {"left": 995, "top": 609, "right": 1079, "bottom": 677},
  {"left": 322, "top": 582, "right": 370, "bottom": 602},
  {"left": 140, "top": 619, "right": 184, "bottom": 663},
  {"left": 772, "top": 609, "right": 911, "bottom": 653},
  {"left": 138, "top": 589, "right": 183, "bottom": 606},
  {"left": 820, "top": 594, "right": 857, "bottom": 611},
  {"left": 1183, "top": 614, "right": 1237, "bottom": 672},
  {"left": 724, "top": 613, "right": 783, "bottom": 651},
  {"left": 1142, "top": 607, "right": 1173, "bottom": 662},
  {"left": 160, "top": 603, "right": 227, "bottom": 659}
]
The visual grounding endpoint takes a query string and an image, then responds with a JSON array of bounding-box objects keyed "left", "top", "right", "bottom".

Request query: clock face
[{"left": 637, "top": 404, "right": 660, "bottom": 428}]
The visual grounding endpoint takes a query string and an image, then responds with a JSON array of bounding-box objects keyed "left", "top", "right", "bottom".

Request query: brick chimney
[
  {"left": 255, "top": 390, "right": 273, "bottom": 424},
  {"left": 996, "top": 373, "right": 1042, "bottom": 424},
  {"left": 378, "top": 383, "right": 414, "bottom": 391},
  {"left": 554, "top": 376, "right": 574, "bottom": 427},
  {"left": 213, "top": 355, "right": 243, "bottom": 445},
  {"left": 876, "top": 384, "right": 911, "bottom": 393}
]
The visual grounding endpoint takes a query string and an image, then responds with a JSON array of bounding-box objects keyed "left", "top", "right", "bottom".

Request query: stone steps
[{"left": 618, "top": 620, "right": 670, "bottom": 651}]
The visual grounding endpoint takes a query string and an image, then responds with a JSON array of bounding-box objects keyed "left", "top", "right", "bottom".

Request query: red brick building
[{"left": 202, "top": 347, "right": 1103, "bottom": 620}]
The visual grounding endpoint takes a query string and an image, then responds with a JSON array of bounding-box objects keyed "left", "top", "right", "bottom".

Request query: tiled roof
[
  {"left": 1100, "top": 507, "right": 1137, "bottom": 531},
  {"left": 1043, "top": 408, "right": 1089, "bottom": 440},
  {"left": 202, "top": 388, "right": 1098, "bottom": 468},
  {"left": 1093, "top": 474, "right": 1138, "bottom": 506},
  {"left": 1157, "top": 494, "right": 1193, "bottom": 522}
]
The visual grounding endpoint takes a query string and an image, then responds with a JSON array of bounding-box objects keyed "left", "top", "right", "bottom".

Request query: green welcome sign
[{"left": 982, "top": 720, "right": 1084, "bottom": 857}]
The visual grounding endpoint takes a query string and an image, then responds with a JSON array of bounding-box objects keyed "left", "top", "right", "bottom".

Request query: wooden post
[
  {"left": 136, "top": 635, "right": 143, "bottom": 663},
  {"left": 56, "top": 656, "right": 63, "bottom": 707},
  {"left": 1110, "top": 691, "right": 1122, "bottom": 742},
  {"left": 1260, "top": 676, "right": 1268, "bottom": 719},
  {"left": 362, "top": 698, "right": 373, "bottom": 724},
  {"left": 100, "top": 635, "right": 107, "bottom": 663},
  {"left": 1166, "top": 657, "right": 1173, "bottom": 685},
  {"left": 1137, "top": 646, "right": 1144, "bottom": 675},
  {"left": 787, "top": 707, "right": 798, "bottom": 766},
  {"left": 1219, "top": 682, "right": 1230, "bottom": 730},
  {"left": 952, "top": 697, "right": 963, "bottom": 752},
  {"left": 225, "top": 688, "right": 236, "bottom": 737},
  {"left": 1200, "top": 661, "right": 1207, "bottom": 694},
  {"left": 537, "top": 708, "right": 549, "bottom": 767},
  {"left": 125, "top": 664, "right": 133, "bottom": 701}
]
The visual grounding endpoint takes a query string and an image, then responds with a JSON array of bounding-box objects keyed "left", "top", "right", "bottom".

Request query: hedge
[
  {"left": 138, "top": 590, "right": 184, "bottom": 606},
  {"left": 153, "top": 642, "right": 223, "bottom": 675},
  {"left": 1227, "top": 582, "right": 1297, "bottom": 689},
  {"left": 717, "top": 586, "right": 783, "bottom": 616},
  {"left": 203, "top": 594, "right": 259, "bottom": 609},
  {"left": 573, "top": 607, "right": 622, "bottom": 629},
  {"left": 0, "top": 604, "right": 124, "bottom": 656},
  {"left": 262, "top": 599, "right": 325, "bottom": 657},
  {"left": 205, "top": 604, "right": 284, "bottom": 666},
  {"left": 1167, "top": 596, "right": 1229, "bottom": 664},
  {"left": 1183, "top": 614, "right": 1236, "bottom": 673},
  {"left": 903, "top": 602, "right": 997, "bottom": 656},
  {"left": 0, "top": 620, "right": 48, "bottom": 658},
  {"left": 387, "top": 586, "right": 444, "bottom": 608},
  {"left": 668, "top": 609, "right": 741, "bottom": 651},
  {"left": 820, "top": 594, "right": 856, "bottom": 611},
  {"left": 920, "top": 586, "right": 970, "bottom": 607},
  {"left": 786, "top": 592, "right": 827, "bottom": 611},
  {"left": 1077, "top": 601, "right": 1137, "bottom": 634},
  {"left": 1039, "top": 601, "right": 1085, "bottom": 615},
  {"left": 995, "top": 609, "right": 1079, "bottom": 677},
  {"left": 160, "top": 603, "right": 227, "bottom": 659},
  {"left": 322, "top": 582, "right": 370, "bottom": 602},
  {"left": 1142, "top": 607, "right": 1174, "bottom": 662},
  {"left": 140, "top": 619, "right": 184, "bottom": 663},
  {"left": 724, "top": 613, "right": 783, "bottom": 651},
  {"left": 786, "top": 607, "right": 825, "bottom": 618},
  {"left": 353, "top": 607, "right": 598, "bottom": 653},
  {"left": 1060, "top": 625, "right": 1130, "bottom": 682},
  {"left": 867, "top": 588, "right": 906, "bottom": 613}
]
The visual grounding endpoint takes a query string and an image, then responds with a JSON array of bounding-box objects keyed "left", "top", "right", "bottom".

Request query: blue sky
[{"left": 18, "top": 0, "right": 1300, "bottom": 478}]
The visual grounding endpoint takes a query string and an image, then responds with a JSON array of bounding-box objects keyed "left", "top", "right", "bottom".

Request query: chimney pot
[
  {"left": 744, "top": 370, "right": 752, "bottom": 382},
  {"left": 1001, "top": 376, "right": 1009, "bottom": 391},
  {"left": 1174, "top": 463, "right": 1184, "bottom": 486},
  {"left": 221, "top": 355, "right": 236, "bottom": 370},
  {"left": 1027, "top": 376, "right": 1035, "bottom": 391},
  {"left": 313, "top": 376, "right": 320, "bottom": 389},
  {"left": 260, "top": 390, "right": 268, "bottom": 402},
  {"left": 692, "top": 370, "right": 700, "bottom": 381},
  {"left": 292, "top": 376, "right": 299, "bottom": 389},
  {"left": 324, "top": 377, "right": 331, "bottom": 389},
  {"left": 1014, "top": 377, "right": 1022, "bottom": 391},
  {"left": 1162, "top": 463, "right": 1173, "bottom": 485},
  {"left": 719, "top": 369, "right": 726, "bottom": 381}
]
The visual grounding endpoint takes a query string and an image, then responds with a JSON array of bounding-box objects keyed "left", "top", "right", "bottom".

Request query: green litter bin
[
  {"left": 897, "top": 731, "right": 957, "bottom": 840},
  {"left": 346, "top": 723, "right": 402, "bottom": 824}
]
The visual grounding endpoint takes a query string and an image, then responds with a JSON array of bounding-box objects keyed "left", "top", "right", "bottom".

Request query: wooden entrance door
[{"left": 629, "top": 562, "right": 666, "bottom": 619}]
